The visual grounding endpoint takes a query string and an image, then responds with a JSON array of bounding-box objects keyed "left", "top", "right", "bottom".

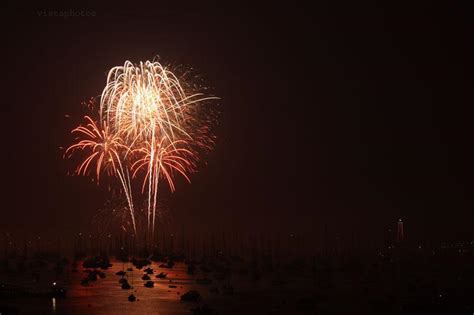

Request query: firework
[
  {"left": 65, "top": 116, "right": 137, "bottom": 233},
  {"left": 65, "top": 116, "right": 122, "bottom": 182},
  {"left": 66, "top": 59, "right": 217, "bottom": 240}
]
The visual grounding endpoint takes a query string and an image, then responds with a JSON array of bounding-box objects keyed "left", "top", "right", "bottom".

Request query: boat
[
  {"left": 156, "top": 272, "right": 167, "bottom": 279},
  {"left": 181, "top": 290, "right": 200, "bottom": 302}
]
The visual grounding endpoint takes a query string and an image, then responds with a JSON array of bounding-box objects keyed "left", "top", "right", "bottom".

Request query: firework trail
[
  {"left": 66, "top": 59, "right": 217, "bottom": 240},
  {"left": 65, "top": 116, "right": 137, "bottom": 233}
]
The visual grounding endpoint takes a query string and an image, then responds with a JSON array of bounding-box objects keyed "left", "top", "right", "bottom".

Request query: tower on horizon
[{"left": 396, "top": 219, "right": 405, "bottom": 243}]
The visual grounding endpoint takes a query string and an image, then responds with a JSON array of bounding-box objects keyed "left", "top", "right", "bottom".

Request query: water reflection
[
  {"left": 1, "top": 259, "right": 313, "bottom": 314},
  {"left": 60, "top": 260, "right": 197, "bottom": 314}
]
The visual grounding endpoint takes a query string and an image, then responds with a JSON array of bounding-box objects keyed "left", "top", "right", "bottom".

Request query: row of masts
[{"left": 1, "top": 227, "right": 385, "bottom": 260}]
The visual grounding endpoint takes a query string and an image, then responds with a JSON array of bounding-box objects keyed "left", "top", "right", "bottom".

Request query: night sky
[{"left": 2, "top": 4, "right": 473, "bottom": 244}]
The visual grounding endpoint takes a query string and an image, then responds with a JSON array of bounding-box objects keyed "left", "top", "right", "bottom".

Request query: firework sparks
[
  {"left": 66, "top": 59, "right": 217, "bottom": 240},
  {"left": 65, "top": 116, "right": 137, "bottom": 233},
  {"left": 65, "top": 116, "right": 122, "bottom": 182}
]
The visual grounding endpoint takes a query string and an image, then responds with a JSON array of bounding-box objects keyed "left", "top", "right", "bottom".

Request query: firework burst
[
  {"left": 65, "top": 116, "right": 123, "bottom": 182},
  {"left": 66, "top": 59, "right": 217, "bottom": 240},
  {"left": 65, "top": 116, "right": 137, "bottom": 233}
]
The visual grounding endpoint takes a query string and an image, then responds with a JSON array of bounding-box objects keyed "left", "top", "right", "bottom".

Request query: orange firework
[
  {"left": 65, "top": 116, "right": 122, "bottom": 182},
  {"left": 66, "top": 115, "right": 137, "bottom": 233},
  {"left": 66, "top": 59, "right": 218, "bottom": 239},
  {"left": 132, "top": 139, "right": 196, "bottom": 192}
]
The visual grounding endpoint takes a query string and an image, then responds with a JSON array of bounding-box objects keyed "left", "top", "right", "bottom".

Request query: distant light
[{"left": 53, "top": 282, "right": 56, "bottom": 286}]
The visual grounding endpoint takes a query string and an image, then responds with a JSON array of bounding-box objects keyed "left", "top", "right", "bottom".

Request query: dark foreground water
[{"left": 0, "top": 259, "right": 322, "bottom": 314}]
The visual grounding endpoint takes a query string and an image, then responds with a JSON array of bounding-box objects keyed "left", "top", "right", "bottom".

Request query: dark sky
[{"left": 1, "top": 4, "right": 473, "bottom": 244}]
